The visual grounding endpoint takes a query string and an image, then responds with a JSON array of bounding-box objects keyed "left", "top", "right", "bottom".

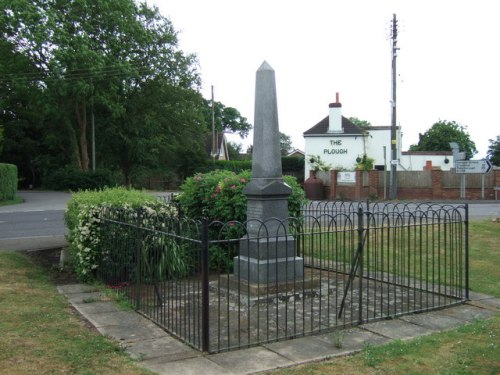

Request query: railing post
[
  {"left": 134, "top": 220, "right": 142, "bottom": 310},
  {"left": 358, "top": 207, "right": 364, "bottom": 324},
  {"left": 201, "top": 219, "right": 210, "bottom": 352},
  {"left": 465, "top": 203, "right": 469, "bottom": 300}
]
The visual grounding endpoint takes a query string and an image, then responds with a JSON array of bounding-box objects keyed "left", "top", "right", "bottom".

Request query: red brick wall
[{"left": 327, "top": 168, "right": 500, "bottom": 201}]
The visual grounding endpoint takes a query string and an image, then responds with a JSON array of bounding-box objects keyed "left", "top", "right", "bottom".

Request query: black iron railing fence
[{"left": 96, "top": 201, "right": 468, "bottom": 353}]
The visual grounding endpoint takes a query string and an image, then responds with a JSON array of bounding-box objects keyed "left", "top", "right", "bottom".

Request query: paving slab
[
  {"left": 84, "top": 310, "right": 147, "bottom": 328},
  {"left": 399, "top": 310, "right": 466, "bottom": 331},
  {"left": 361, "top": 318, "right": 434, "bottom": 340},
  {"left": 57, "top": 284, "right": 100, "bottom": 295},
  {"left": 264, "top": 335, "right": 345, "bottom": 363},
  {"left": 97, "top": 320, "right": 167, "bottom": 342},
  {"left": 71, "top": 300, "right": 122, "bottom": 315},
  {"left": 317, "top": 327, "right": 390, "bottom": 351},
  {"left": 140, "top": 356, "right": 233, "bottom": 375},
  {"left": 441, "top": 304, "right": 497, "bottom": 322},
  {"left": 123, "top": 336, "right": 199, "bottom": 361},
  {"left": 63, "top": 291, "right": 110, "bottom": 304},
  {"left": 208, "top": 346, "right": 294, "bottom": 374}
]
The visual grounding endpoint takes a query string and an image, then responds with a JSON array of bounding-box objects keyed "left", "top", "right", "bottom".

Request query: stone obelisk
[{"left": 234, "top": 61, "right": 304, "bottom": 284}]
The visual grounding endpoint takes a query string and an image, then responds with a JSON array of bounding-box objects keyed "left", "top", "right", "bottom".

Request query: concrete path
[{"left": 58, "top": 284, "right": 499, "bottom": 375}]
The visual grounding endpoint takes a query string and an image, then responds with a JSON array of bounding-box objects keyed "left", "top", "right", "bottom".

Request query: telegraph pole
[{"left": 389, "top": 13, "right": 399, "bottom": 199}]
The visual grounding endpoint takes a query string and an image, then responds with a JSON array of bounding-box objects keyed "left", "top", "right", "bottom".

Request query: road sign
[{"left": 455, "top": 160, "right": 492, "bottom": 174}]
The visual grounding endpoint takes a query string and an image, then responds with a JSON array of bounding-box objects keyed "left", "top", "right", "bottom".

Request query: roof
[
  {"left": 303, "top": 116, "right": 365, "bottom": 136},
  {"left": 287, "top": 149, "right": 305, "bottom": 157}
]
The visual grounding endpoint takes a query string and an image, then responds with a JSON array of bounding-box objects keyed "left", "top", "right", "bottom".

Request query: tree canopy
[
  {"left": 487, "top": 136, "right": 500, "bottom": 166},
  {"left": 409, "top": 120, "right": 477, "bottom": 160},
  {"left": 203, "top": 100, "right": 252, "bottom": 138},
  {"left": 0, "top": 0, "right": 220, "bottom": 186},
  {"left": 349, "top": 117, "right": 372, "bottom": 129},
  {"left": 280, "top": 132, "right": 293, "bottom": 156}
]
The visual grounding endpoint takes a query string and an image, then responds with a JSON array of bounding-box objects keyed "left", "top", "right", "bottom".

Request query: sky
[{"left": 149, "top": 0, "right": 499, "bottom": 159}]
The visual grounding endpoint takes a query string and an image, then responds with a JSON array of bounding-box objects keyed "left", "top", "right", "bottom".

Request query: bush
[
  {"left": 44, "top": 167, "right": 117, "bottom": 191},
  {"left": 0, "top": 163, "right": 17, "bottom": 201},
  {"left": 65, "top": 187, "right": 178, "bottom": 281},
  {"left": 177, "top": 170, "right": 306, "bottom": 272},
  {"left": 178, "top": 169, "right": 305, "bottom": 222},
  {"left": 282, "top": 156, "right": 305, "bottom": 173}
]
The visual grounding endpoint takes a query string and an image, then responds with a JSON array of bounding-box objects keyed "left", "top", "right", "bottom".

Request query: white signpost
[
  {"left": 455, "top": 160, "right": 492, "bottom": 174},
  {"left": 455, "top": 160, "right": 493, "bottom": 199}
]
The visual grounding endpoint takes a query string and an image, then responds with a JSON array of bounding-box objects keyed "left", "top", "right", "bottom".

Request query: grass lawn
[
  {"left": 0, "top": 252, "right": 152, "bottom": 375},
  {"left": 0, "top": 195, "right": 24, "bottom": 206},
  {"left": 270, "top": 219, "right": 500, "bottom": 375}
]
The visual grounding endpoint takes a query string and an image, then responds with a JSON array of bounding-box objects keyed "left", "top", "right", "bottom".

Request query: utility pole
[
  {"left": 210, "top": 85, "right": 217, "bottom": 161},
  {"left": 91, "top": 78, "right": 96, "bottom": 172},
  {"left": 389, "top": 13, "right": 399, "bottom": 199}
]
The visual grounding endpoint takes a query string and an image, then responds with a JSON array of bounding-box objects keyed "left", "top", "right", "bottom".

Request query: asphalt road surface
[
  {"left": 0, "top": 191, "right": 70, "bottom": 251},
  {"left": 0, "top": 190, "right": 499, "bottom": 252}
]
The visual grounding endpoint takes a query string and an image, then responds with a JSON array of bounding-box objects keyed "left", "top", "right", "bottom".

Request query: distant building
[
  {"left": 303, "top": 94, "right": 454, "bottom": 180},
  {"left": 287, "top": 149, "right": 305, "bottom": 158},
  {"left": 206, "top": 132, "right": 229, "bottom": 160}
]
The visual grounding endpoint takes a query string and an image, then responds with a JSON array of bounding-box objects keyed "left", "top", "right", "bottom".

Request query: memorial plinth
[{"left": 233, "top": 61, "right": 304, "bottom": 285}]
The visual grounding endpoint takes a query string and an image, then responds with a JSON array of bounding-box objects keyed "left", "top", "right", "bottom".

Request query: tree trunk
[{"left": 75, "top": 100, "right": 89, "bottom": 171}]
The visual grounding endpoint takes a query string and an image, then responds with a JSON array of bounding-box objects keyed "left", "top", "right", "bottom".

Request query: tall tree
[
  {"left": 409, "top": 120, "right": 477, "bottom": 159},
  {"left": 279, "top": 132, "right": 293, "bottom": 156},
  {"left": 204, "top": 100, "right": 252, "bottom": 138},
  {"left": 487, "top": 136, "right": 500, "bottom": 166},
  {"left": 1, "top": 0, "right": 203, "bottom": 183}
]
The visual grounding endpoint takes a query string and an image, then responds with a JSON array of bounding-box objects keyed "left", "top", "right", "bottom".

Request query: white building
[{"left": 303, "top": 95, "right": 454, "bottom": 179}]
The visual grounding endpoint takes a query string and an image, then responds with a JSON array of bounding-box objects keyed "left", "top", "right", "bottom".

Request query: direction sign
[{"left": 455, "top": 160, "right": 492, "bottom": 174}]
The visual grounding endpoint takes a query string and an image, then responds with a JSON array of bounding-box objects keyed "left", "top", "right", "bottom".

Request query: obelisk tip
[{"left": 258, "top": 61, "right": 274, "bottom": 71}]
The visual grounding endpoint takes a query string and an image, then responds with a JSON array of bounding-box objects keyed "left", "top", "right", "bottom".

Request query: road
[
  {"left": 0, "top": 191, "right": 70, "bottom": 251},
  {"left": 0, "top": 191, "right": 499, "bottom": 252}
]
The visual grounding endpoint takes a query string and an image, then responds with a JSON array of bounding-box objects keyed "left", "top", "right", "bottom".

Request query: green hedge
[
  {"left": 44, "top": 167, "right": 117, "bottom": 191},
  {"left": 197, "top": 157, "right": 304, "bottom": 175},
  {"left": 0, "top": 163, "right": 18, "bottom": 201},
  {"left": 65, "top": 187, "right": 172, "bottom": 280}
]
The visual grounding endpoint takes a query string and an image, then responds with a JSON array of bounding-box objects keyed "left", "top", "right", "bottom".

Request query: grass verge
[
  {"left": 0, "top": 195, "right": 24, "bottom": 206},
  {"left": 0, "top": 251, "right": 152, "bottom": 375}
]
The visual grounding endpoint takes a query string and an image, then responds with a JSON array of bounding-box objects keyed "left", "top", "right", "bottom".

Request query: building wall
[{"left": 304, "top": 128, "right": 401, "bottom": 179}]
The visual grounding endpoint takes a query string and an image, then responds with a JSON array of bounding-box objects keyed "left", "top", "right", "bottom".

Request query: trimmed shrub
[
  {"left": 0, "top": 163, "right": 17, "bottom": 201},
  {"left": 65, "top": 187, "right": 178, "bottom": 281},
  {"left": 44, "top": 167, "right": 117, "bottom": 191}
]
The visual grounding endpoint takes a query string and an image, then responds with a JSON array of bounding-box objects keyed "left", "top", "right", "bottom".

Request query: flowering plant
[{"left": 65, "top": 187, "right": 178, "bottom": 281}]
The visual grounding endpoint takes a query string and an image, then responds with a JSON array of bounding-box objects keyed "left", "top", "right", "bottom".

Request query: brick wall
[{"left": 323, "top": 167, "right": 500, "bottom": 201}]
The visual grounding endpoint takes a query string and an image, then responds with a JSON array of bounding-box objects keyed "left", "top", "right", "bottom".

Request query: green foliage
[
  {"left": 409, "top": 120, "right": 477, "bottom": 159},
  {"left": 178, "top": 170, "right": 250, "bottom": 222},
  {"left": 487, "top": 135, "right": 500, "bottom": 166},
  {"left": 65, "top": 187, "right": 178, "bottom": 280},
  {"left": 178, "top": 169, "right": 305, "bottom": 222},
  {"left": 356, "top": 154, "right": 375, "bottom": 171},
  {"left": 197, "top": 160, "right": 252, "bottom": 174},
  {"left": 43, "top": 167, "right": 117, "bottom": 191},
  {"left": 1, "top": 0, "right": 204, "bottom": 186},
  {"left": 349, "top": 116, "right": 372, "bottom": 129},
  {"left": 0, "top": 126, "right": 3, "bottom": 155},
  {"left": 177, "top": 170, "right": 305, "bottom": 272},
  {"left": 307, "top": 155, "right": 331, "bottom": 172},
  {"left": 280, "top": 132, "right": 293, "bottom": 156},
  {"left": 0, "top": 163, "right": 18, "bottom": 201},
  {"left": 203, "top": 100, "right": 252, "bottom": 138},
  {"left": 282, "top": 156, "right": 305, "bottom": 173}
]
